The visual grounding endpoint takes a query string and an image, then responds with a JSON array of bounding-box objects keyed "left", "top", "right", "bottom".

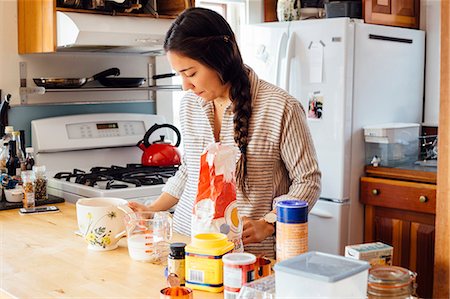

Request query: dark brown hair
[{"left": 164, "top": 7, "right": 252, "bottom": 194}]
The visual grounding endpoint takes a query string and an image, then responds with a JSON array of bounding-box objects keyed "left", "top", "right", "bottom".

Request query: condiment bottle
[
  {"left": 11, "top": 131, "right": 25, "bottom": 173},
  {"left": 276, "top": 200, "right": 308, "bottom": 262},
  {"left": 168, "top": 242, "right": 186, "bottom": 286},
  {"left": 6, "top": 141, "right": 20, "bottom": 176},
  {"left": 25, "top": 147, "right": 35, "bottom": 171},
  {"left": 367, "top": 266, "right": 417, "bottom": 299},
  {"left": 0, "top": 142, "right": 9, "bottom": 173},
  {"left": 33, "top": 165, "right": 47, "bottom": 201},
  {"left": 21, "top": 170, "right": 35, "bottom": 209}
]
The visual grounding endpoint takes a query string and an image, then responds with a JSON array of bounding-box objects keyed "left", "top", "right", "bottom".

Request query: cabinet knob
[
  {"left": 372, "top": 189, "right": 379, "bottom": 195},
  {"left": 419, "top": 195, "right": 428, "bottom": 203}
]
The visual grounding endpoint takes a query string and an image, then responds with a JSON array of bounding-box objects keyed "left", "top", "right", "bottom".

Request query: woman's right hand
[{"left": 128, "top": 201, "right": 152, "bottom": 213}]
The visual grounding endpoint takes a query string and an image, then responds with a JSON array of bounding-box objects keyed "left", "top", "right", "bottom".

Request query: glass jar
[
  {"left": 33, "top": 165, "right": 48, "bottom": 201},
  {"left": 21, "top": 170, "right": 35, "bottom": 209},
  {"left": 368, "top": 266, "right": 417, "bottom": 299}
]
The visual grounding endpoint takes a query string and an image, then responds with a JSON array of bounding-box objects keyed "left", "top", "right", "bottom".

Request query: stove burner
[{"left": 54, "top": 164, "right": 178, "bottom": 188}]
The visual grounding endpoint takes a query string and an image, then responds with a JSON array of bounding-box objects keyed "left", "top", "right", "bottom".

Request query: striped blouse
[{"left": 162, "top": 68, "right": 321, "bottom": 258}]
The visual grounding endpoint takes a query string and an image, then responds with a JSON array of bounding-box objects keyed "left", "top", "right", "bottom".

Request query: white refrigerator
[{"left": 240, "top": 18, "right": 425, "bottom": 255}]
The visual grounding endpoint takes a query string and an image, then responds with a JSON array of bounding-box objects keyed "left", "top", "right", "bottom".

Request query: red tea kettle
[{"left": 137, "top": 123, "right": 182, "bottom": 167}]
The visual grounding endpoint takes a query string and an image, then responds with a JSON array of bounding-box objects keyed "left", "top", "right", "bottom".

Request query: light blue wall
[{"left": 9, "top": 102, "right": 155, "bottom": 147}]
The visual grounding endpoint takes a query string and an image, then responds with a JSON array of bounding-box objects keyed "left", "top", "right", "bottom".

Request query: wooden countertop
[{"left": 0, "top": 203, "right": 221, "bottom": 299}]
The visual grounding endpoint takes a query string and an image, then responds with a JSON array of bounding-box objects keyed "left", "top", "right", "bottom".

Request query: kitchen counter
[{"left": 0, "top": 203, "right": 221, "bottom": 299}]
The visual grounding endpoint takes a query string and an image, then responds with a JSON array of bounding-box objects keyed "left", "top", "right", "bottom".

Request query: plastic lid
[
  {"left": 274, "top": 251, "right": 370, "bottom": 283},
  {"left": 277, "top": 200, "right": 308, "bottom": 223},
  {"left": 33, "top": 165, "right": 46, "bottom": 173},
  {"left": 170, "top": 242, "right": 186, "bottom": 257},
  {"left": 223, "top": 252, "right": 256, "bottom": 266},
  {"left": 4, "top": 126, "right": 13, "bottom": 134},
  {"left": 25, "top": 147, "right": 34, "bottom": 153}
]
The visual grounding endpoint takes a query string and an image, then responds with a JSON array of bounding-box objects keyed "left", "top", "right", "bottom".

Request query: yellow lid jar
[{"left": 185, "top": 233, "right": 234, "bottom": 293}]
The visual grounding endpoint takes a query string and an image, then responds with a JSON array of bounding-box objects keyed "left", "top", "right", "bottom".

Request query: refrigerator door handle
[
  {"left": 283, "top": 33, "right": 295, "bottom": 92},
  {"left": 368, "top": 34, "right": 413, "bottom": 44},
  {"left": 276, "top": 32, "right": 289, "bottom": 87},
  {"left": 310, "top": 208, "right": 334, "bottom": 219}
]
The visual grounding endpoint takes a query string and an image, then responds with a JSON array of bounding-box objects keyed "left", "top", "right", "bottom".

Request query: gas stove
[{"left": 32, "top": 113, "right": 179, "bottom": 204}]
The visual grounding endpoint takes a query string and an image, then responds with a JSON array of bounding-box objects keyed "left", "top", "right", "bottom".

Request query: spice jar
[
  {"left": 33, "top": 165, "right": 48, "bottom": 201},
  {"left": 368, "top": 266, "right": 417, "bottom": 299},
  {"left": 276, "top": 200, "right": 308, "bottom": 262},
  {"left": 21, "top": 170, "right": 35, "bottom": 209},
  {"left": 168, "top": 242, "right": 186, "bottom": 286}
]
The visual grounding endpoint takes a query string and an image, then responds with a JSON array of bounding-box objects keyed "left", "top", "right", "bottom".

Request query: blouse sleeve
[
  {"left": 161, "top": 156, "right": 188, "bottom": 199},
  {"left": 273, "top": 99, "right": 322, "bottom": 211}
]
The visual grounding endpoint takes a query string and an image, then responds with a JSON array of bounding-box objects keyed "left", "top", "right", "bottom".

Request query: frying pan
[
  {"left": 97, "top": 77, "right": 146, "bottom": 88},
  {"left": 33, "top": 68, "right": 120, "bottom": 89}
]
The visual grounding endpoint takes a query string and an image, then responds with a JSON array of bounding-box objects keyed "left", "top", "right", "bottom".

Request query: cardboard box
[{"left": 345, "top": 242, "right": 393, "bottom": 266}]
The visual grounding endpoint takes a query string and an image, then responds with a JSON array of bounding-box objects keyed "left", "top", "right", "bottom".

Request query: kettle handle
[{"left": 141, "top": 123, "right": 181, "bottom": 148}]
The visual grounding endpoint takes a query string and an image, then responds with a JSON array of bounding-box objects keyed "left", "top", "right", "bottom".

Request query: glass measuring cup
[{"left": 123, "top": 211, "right": 173, "bottom": 264}]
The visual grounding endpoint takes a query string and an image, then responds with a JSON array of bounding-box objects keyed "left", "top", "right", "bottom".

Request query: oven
[{"left": 31, "top": 113, "right": 177, "bottom": 205}]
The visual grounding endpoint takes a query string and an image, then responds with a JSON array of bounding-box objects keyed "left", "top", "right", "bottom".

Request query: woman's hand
[
  {"left": 242, "top": 216, "right": 275, "bottom": 245},
  {"left": 128, "top": 201, "right": 152, "bottom": 213}
]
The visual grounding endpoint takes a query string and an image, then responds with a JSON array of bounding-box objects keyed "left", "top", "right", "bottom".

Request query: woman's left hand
[{"left": 242, "top": 216, "right": 275, "bottom": 244}]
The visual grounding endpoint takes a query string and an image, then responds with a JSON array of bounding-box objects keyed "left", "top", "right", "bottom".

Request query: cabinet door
[
  {"left": 365, "top": 205, "right": 435, "bottom": 298},
  {"left": 363, "top": 0, "right": 420, "bottom": 29},
  {"left": 18, "top": 0, "right": 56, "bottom": 54}
]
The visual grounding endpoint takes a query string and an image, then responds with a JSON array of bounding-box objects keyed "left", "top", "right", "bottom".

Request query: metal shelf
[{"left": 40, "top": 85, "right": 182, "bottom": 92}]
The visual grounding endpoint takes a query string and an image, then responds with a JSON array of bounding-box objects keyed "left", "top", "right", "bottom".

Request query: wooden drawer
[{"left": 360, "top": 177, "right": 436, "bottom": 214}]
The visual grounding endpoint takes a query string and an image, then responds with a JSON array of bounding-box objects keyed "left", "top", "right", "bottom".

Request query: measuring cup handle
[{"left": 165, "top": 215, "right": 173, "bottom": 241}]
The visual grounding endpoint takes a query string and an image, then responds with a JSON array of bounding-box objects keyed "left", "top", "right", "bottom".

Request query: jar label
[{"left": 276, "top": 222, "right": 308, "bottom": 262}]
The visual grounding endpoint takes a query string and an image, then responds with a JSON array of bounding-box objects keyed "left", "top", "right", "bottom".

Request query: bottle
[
  {"left": 0, "top": 126, "right": 13, "bottom": 171},
  {"left": 276, "top": 200, "right": 308, "bottom": 262},
  {"left": 33, "top": 165, "right": 47, "bottom": 201},
  {"left": 1, "top": 126, "right": 14, "bottom": 145},
  {"left": 0, "top": 142, "right": 9, "bottom": 173},
  {"left": 367, "top": 266, "right": 417, "bottom": 299},
  {"left": 168, "top": 242, "right": 186, "bottom": 286},
  {"left": 11, "top": 131, "right": 25, "bottom": 173},
  {"left": 21, "top": 170, "right": 35, "bottom": 209},
  {"left": 6, "top": 140, "right": 20, "bottom": 176},
  {"left": 25, "top": 147, "right": 35, "bottom": 171}
]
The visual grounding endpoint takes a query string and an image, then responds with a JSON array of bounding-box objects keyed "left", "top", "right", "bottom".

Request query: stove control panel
[{"left": 66, "top": 121, "right": 146, "bottom": 139}]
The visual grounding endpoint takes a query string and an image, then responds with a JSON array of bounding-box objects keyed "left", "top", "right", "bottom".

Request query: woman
[{"left": 130, "top": 7, "right": 321, "bottom": 258}]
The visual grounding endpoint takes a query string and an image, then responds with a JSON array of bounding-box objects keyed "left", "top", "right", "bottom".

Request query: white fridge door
[
  {"left": 308, "top": 199, "right": 350, "bottom": 255},
  {"left": 239, "top": 22, "right": 290, "bottom": 87},
  {"left": 286, "top": 18, "right": 356, "bottom": 201}
]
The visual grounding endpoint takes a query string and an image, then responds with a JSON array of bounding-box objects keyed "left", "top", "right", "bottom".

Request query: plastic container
[
  {"left": 237, "top": 274, "right": 275, "bottom": 299},
  {"left": 222, "top": 252, "right": 256, "bottom": 298},
  {"left": 168, "top": 242, "right": 186, "bottom": 286},
  {"left": 21, "top": 170, "right": 35, "bottom": 209},
  {"left": 274, "top": 251, "right": 370, "bottom": 298},
  {"left": 364, "top": 123, "right": 420, "bottom": 167},
  {"left": 276, "top": 200, "right": 308, "bottom": 262},
  {"left": 368, "top": 266, "right": 417, "bottom": 299},
  {"left": 33, "top": 165, "right": 48, "bottom": 201},
  {"left": 185, "top": 233, "right": 234, "bottom": 293}
]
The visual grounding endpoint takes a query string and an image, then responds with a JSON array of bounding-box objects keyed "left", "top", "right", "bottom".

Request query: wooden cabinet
[
  {"left": 360, "top": 166, "right": 436, "bottom": 298},
  {"left": 17, "top": 0, "right": 192, "bottom": 54},
  {"left": 363, "top": 0, "right": 420, "bottom": 29}
]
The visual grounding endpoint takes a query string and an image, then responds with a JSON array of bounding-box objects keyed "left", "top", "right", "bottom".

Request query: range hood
[{"left": 56, "top": 12, "right": 174, "bottom": 55}]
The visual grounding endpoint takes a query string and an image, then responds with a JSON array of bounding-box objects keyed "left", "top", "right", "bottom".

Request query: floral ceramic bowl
[{"left": 76, "top": 197, "right": 133, "bottom": 251}]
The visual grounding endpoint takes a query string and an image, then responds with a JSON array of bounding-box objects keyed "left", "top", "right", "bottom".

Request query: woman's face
[{"left": 167, "top": 51, "right": 230, "bottom": 101}]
